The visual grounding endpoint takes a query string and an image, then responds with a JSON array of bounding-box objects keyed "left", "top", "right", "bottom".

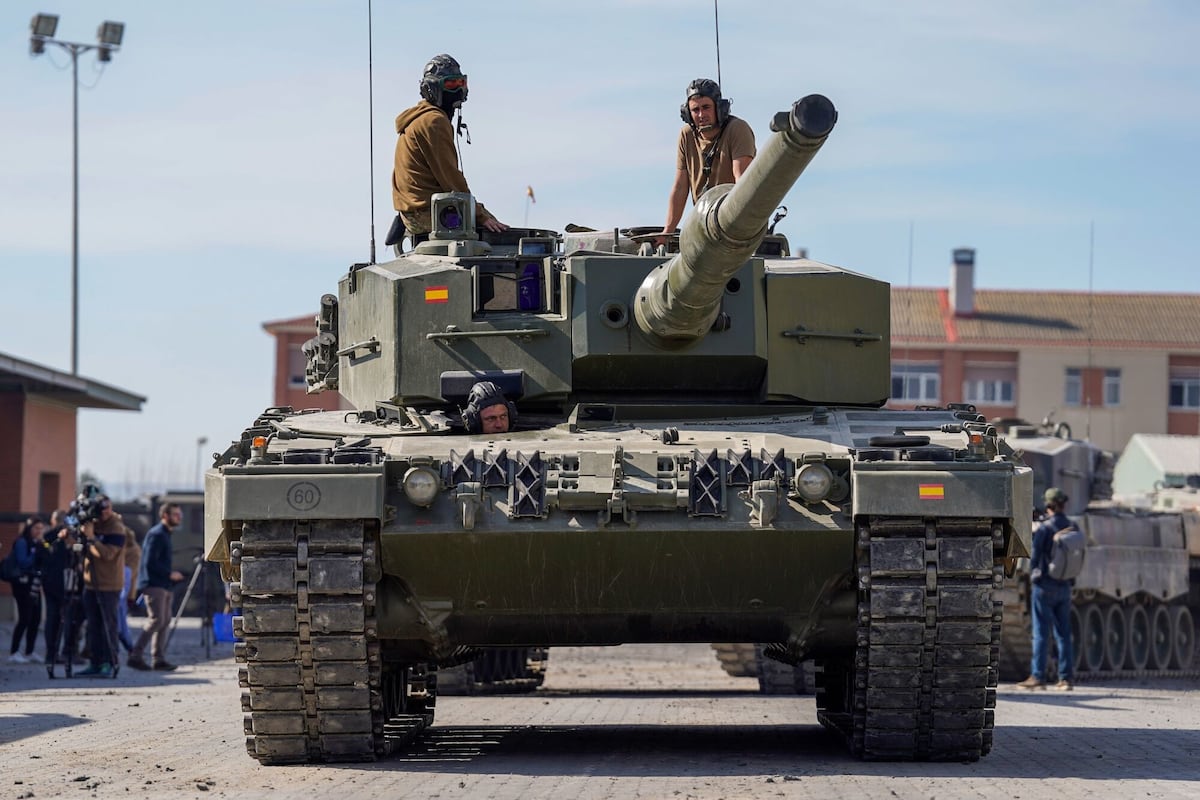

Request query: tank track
[
  {"left": 816, "top": 517, "right": 1002, "bottom": 761},
  {"left": 234, "top": 519, "right": 425, "bottom": 763},
  {"left": 998, "top": 578, "right": 1198, "bottom": 682},
  {"left": 436, "top": 647, "right": 549, "bottom": 695}
]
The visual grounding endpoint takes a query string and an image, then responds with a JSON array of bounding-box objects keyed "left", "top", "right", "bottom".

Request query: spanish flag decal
[
  {"left": 919, "top": 483, "right": 945, "bottom": 500},
  {"left": 425, "top": 285, "right": 449, "bottom": 304}
]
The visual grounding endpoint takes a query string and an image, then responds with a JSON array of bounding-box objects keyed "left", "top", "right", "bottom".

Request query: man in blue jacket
[
  {"left": 1017, "top": 487, "right": 1075, "bottom": 691},
  {"left": 127, "top": 503, "right": 185, "bottom": 671}
]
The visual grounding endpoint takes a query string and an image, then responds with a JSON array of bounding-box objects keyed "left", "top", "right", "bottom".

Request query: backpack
[
  {"left": 0, "top": 549, "right": 21, "bottom": 582},
  {"left": 1046, "top": 525, "right": 1086, "bottom": 581}
]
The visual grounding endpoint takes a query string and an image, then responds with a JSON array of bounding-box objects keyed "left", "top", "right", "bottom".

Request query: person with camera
[
  {"left": 127, "top": 503, "right": 186, "bottom": 671},
  {"left": 7, "top": 517, "right": 45, "bottom": 664},
  {"left": 78, "top": 497, "right": 130, "bottom": 678},
  {"left": 39, "top": 510, "right": 87, "bottom": 677}
]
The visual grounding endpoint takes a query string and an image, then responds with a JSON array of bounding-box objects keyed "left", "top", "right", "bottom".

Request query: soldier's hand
[
  {"left": 482, "top": 218, "right": 509, "bottom": 233},
  {"left": 170, "top": 570, "right": 186, "bottom": 582}
]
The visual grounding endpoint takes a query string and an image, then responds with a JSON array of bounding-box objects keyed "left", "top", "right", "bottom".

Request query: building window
[
  {"left": 288, "top": 345, "right": 307, "bottom": 389},
  {"left": 1103, "top": 368, "right": 1121, "bottom": 407},
  {"left": 1169, "top": 375, "right": 1200, "bottom": 409},
  {"left": 1064, "top": 368, "right": 1082, "bottom": 406},
  {"left": 963, "top": 379, "right": 1014, "bottom": 405},
  {"left": 892, "top": 365, "right": 940, "bottom": 403}
]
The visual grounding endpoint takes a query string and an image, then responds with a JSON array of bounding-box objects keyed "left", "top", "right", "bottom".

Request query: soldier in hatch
[
  {"left": 388, "top": 54, "right": 508, "bottom": 250},
  {"left": 462, "top": 381, "right": 516, "bottom": 434}
]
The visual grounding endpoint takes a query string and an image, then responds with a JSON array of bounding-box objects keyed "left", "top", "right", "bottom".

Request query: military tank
[
  {"left": 205, "top": 93, "right": 1034, "bottom": 764},
  {"left": 994, "top": 428, "right": 1199, "bottom": 681}
]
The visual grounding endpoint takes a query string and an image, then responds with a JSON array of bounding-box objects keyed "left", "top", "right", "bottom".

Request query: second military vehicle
[
  {"left": 205, "top": 94, "right": 1033, "bottom": 764},
  {"left": 995, "top": 425, "right": 1198, "bottom": 680}
]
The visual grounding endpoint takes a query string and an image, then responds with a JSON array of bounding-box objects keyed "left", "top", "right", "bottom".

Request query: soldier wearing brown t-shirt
[{"left": 660, "top": 78, "right": 756, "bottom": 238}]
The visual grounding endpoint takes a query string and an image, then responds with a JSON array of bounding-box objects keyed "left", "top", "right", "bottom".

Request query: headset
[
  {"left": 461, "top": 381, "right": 518, "bottom": 433},
  {"left": 679, "top": 78, "right": 731, "bottom": 127}
]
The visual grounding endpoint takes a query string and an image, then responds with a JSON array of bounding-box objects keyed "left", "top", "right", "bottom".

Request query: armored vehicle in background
[
  {"left": 205, "top": 94, "right": 1034, "bottom": 764},
  {"left": 995, "top": 426, "right": 1198, "bottom": 680}
]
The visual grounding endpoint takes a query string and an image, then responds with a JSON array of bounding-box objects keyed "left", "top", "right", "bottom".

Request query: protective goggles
[{"left": 442, "top": 75, "right": 467, "bottom": 91}]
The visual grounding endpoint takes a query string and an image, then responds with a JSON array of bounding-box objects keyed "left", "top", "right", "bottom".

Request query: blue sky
[{"left": 1, "top": 1, "right": 1198, "bottom": 498}]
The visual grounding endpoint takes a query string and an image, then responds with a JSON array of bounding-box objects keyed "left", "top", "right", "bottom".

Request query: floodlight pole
[{"left": 32, "top": 30, "right": 120, "bottom": 375}]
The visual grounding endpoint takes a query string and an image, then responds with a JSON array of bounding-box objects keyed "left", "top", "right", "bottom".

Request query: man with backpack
[{"left": 1018, "top": 487, "right": 1077, "bottom": 691}]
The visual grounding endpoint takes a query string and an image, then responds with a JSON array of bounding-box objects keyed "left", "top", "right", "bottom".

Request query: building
[
  {"left": 262, "top": 249, "right": 1200, "bottom": 455},
  {"left": 891, "top": 249, "right": 1200, "bottom": 453},
  {"left": 1, "top": 351, "right": 144, "bottom": 616}
]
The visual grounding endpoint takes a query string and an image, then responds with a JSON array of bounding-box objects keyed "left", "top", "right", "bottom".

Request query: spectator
[
  {"left": 40, "top": 510, "right": 86, "bottom": 676},
  {"left": 7, "top": 517, "right": 45, "bottom": 664},
  {"left": 79, "top": 497, "right": 130, "bottom": 678},
  {"left": 128, "top": 503, "right": 185, "bottom": 671},
  {"left": 117, "top": 531, "right": 142, "bottom": 654},
  {"left": 1017, "top": 487, "right": 1076, "bottom": 691}
]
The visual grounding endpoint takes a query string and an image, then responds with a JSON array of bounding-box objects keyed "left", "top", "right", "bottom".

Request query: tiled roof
[{"left": 892, "top": 288, "right": 1200, "bottom": 348}]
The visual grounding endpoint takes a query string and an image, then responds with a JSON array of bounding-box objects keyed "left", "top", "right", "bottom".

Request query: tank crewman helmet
[
  {"left": 420, "top": 53, "right": 469, "bottom": 109},
  {"left": 461, "top": 381, "right": 518, "bottom": 433},
  {"left": 680, "top": 77, "right": 731, "bottom": 127}
]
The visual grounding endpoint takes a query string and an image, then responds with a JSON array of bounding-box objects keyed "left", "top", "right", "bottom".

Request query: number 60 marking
[{"left": 286, "top": 481, "right": 321, "bottom": 511}]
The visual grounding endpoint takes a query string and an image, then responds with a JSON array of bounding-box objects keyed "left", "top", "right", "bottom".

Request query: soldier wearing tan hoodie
[
  {"left": 79, "top": 497, "right": 129, "bottom": 677},
  {"left": 389, "top": 53, "right": 507, "bottom": 244}
]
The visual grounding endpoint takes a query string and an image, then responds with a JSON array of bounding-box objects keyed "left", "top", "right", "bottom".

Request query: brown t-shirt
[{"left": 676, "top": 116, "right": 756, "bottom": 201}]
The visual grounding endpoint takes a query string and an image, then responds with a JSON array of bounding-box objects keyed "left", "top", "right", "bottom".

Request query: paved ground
[{"left": 2, "top": 620, "right": 1199, "bottom": 800}]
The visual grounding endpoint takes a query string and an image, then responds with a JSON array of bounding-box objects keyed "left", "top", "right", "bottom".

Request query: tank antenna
[
  {"left": 713, "top": 0, "right": 722, "bottom": 85},
  {"left": 367, "top": 0, "right": 377, "bottom": 265}
]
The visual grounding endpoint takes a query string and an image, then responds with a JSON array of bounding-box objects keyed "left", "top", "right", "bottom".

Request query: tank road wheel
[
  {"left": 832, "top": 518, "right": 1000, "bottom": 761},
  {"left": 754, "top": 645, "right": 815, "bottom": 695},
  {"left": 235, "top": 519, "right": 386, "bottom": 764},
  {"left": 1125, "top": 605, "right": 1151, "bottom": 671},
  {"left": 1080, "top": 603, "right": 1106, "bottom": 673},
  {"left": 1169, "top": 606, "right": 1195, "bottom": 670},
  {"left": 1069, "top": 605, "right": 1083, "bottom": 676},
  {"left": 712, "top": 643, "right": 759, "bottom": 678},
  {"left": 1149, "top": 605, "right": 1173, "bottom": 671},
  {"left": 380, "top": 662, "right": 436, "bottom": 746},
  {"left": 1103, "top": 604, "right": 1129, "bottom": 672}
]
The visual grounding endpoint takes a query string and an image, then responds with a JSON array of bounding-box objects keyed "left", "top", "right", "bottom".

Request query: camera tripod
[{"left": 168, "top": 555, "right": 214, "bottom": 659}]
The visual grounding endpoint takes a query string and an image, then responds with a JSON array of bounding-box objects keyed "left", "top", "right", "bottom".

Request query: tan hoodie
[
  {"left": 83, "top": 513, "right": 130, "bottom": 592},
  {"left": 391, "top": 100, "right": 493, "bottom": 234}
]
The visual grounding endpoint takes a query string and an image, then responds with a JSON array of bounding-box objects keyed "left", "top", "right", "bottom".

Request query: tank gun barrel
[{"left": 634, "top": 94, "right": 837, "bottom": 346}]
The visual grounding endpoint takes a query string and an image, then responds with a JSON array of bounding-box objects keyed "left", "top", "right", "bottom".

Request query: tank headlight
[
  {"left": 795, "top": 463, "right": 834, "bottom": 503},
  {"left": 402, "top": 466, "right": 440, "bottom": 507}
]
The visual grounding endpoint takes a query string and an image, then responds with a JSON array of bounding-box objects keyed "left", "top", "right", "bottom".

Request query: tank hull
[{"left": 208, "top": 404, "right": 1030, "bottom": 764}]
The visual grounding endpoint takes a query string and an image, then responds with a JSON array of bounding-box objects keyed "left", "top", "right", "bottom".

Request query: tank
[
  {"left": 205, "top": 93, "right": 1034, "bottom": 764},
  {"left": 994, "top": 425, "right": 1199, "bottom": 681}
]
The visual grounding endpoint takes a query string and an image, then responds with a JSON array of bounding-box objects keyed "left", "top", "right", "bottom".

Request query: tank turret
[{"left": 635, "top": 94, "right": 837, "bottom": 346}]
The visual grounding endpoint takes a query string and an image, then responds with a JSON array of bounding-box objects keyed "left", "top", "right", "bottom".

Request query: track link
[
  {"left": 233, "top": 519, "right": 388, "bottom": 763},
  {"left": 818, "top": 517, "right": 1002, "bottom": 761}
]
